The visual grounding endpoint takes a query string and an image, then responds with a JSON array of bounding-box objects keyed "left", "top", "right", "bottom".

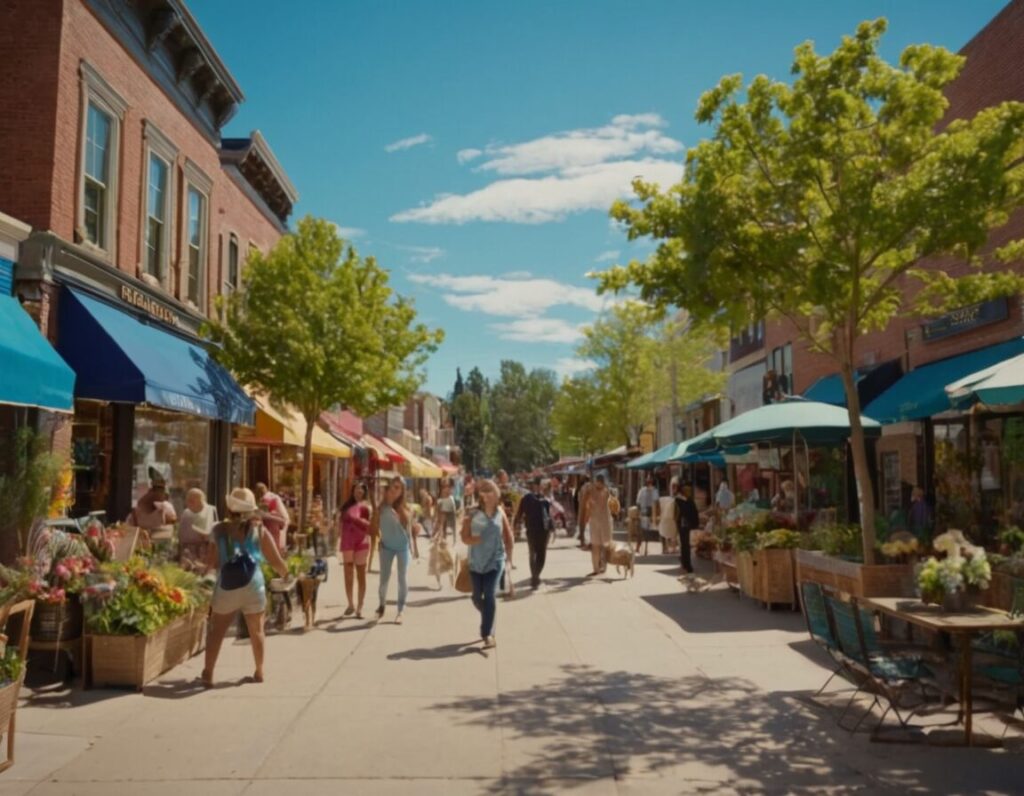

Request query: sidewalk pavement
[{"left": 3, "top": 533, "right": 1023, "bottom": 795}]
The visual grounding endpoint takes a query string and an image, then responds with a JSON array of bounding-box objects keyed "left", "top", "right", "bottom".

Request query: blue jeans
[
  {"left": 470, "top": 564, "right": 503, "bottom": 638},
  {"left": 378, "top": 545, "right": 410, "bottom": 611}
]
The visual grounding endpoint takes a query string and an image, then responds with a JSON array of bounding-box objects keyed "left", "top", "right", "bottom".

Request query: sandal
[{"left": 200, "top": 669, "right": 214, "bottom": 689}]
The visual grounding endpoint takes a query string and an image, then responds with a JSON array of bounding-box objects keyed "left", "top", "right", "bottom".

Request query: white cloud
[
  {"left": 392, "top": 158, "right": 683, "bottom": 225},
  {"left": 392, "top": 113, "right": 683, "bottom": 225},
  {"left": 553, "top": 357, "right": 596, "bottom": 377},
  {"left": 397, "top": 244, "right": 444, "bottom": 263},
  {"left": 490, "top": 317, "right": 585, "bottom": 344},
  {"left": 501, "top": 270, "right": 532, "bottom": 279},
  {"left": 407, "top": 272, "right": 605, "bottom": 317},
  {"left": 595, "top": 249, "right": 620, "bottom": 263},
  {"left": 331, "top": 225, "right": 366, "bottom": 239},
  {"left": 385, "top": 133, "right": 433, "bottom": 153}
]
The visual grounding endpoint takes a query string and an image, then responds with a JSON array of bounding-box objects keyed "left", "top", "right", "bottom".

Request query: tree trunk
[
  {"left": 301, "top": 414, "right": 315, "bottom": 550},
  {"left": 839, "top": 363, "right": 877, "bottom": 564}
]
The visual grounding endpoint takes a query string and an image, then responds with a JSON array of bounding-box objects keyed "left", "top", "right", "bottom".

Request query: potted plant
[
  {"left": 83, "top": 559, "right": 211, "bottom": 689},
  {"left": 0, "top": 429, "right": 63, "bottom": 566},
  {"left": 23, "top": 528, "right": 95, "bottom": 643},
  {"left": 796, "top": 524, "right": 917, "bottom": 597},
  {"left": 917, "top": 530, "right": 992, "bottom": 611}
]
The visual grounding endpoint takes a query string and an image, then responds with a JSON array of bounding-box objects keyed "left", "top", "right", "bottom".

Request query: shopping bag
[{"left": 455, "top": 555, "right": 472, "bottom": 593}]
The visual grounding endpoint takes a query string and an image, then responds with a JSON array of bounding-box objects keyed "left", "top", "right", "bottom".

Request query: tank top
[
  {"left": 379, "top": 505, "right": 410, "bottom": 552},
  {"left": 214, "top": 521, "right": 266, "bottom": 591}
]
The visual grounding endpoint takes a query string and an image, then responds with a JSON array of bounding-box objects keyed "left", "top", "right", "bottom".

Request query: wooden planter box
[
  {"left": 795, "top": 550, "right": 915, "bottom": 597},
  {"left": 89, "top": 609, "right": 207, "bottom": 690},
  {"left": 738, "top": 549, "right": 796, "bottom": 608}
]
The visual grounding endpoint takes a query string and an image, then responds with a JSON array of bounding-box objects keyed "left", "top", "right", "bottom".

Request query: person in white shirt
[
  {"left": 715, "top": 480, "right": 735, "bottom": 511},
  {"left": 636, "top": 476, "right": 659, "bottom": 534}
]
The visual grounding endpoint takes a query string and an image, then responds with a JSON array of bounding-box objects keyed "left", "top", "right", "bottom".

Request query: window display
[{"left": 132, "top": 407, "right": 209, "bottom": 516}]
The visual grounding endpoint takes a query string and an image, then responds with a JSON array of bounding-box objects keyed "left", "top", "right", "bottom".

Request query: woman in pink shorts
[{"left": 340, "top": 481, "right": 372, "bottom": 618}]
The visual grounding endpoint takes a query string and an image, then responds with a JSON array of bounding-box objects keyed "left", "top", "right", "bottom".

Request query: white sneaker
[{"left": 483, "top": 636, "right": 496, "bottom": 649}]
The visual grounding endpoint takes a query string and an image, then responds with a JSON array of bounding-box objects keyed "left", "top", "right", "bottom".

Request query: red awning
[
  {"left": 434, "top": 458, "right": 459, "bottom": 475},
  {"left": 361, "top": 434, "right": 405, "bottom": 464}
]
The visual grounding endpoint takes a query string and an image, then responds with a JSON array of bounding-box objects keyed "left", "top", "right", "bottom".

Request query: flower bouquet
[
  {"left": 917, "top": 530, "right": 991, "bottom": 611},
  {"left": 879, "top": 532, "right": 921, "bottom": 564}
]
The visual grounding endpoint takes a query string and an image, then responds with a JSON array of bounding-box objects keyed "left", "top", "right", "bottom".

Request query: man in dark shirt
[
  {"left": 514, "top": 476, "right": 552, "bottom": 589},
  {"left": 676, "top": 484, "right": 701, "bottom": 574}
]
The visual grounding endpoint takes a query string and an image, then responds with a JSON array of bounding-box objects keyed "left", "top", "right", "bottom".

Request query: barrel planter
[
  {"left": 89, "top": 609, "right": 207, "bottom": 690},
  {"left": 795, "top": 550, "right": 915, "bottom": 597},
  {"left": 30, "top": 599, "right": 83, "bottom": 643}
]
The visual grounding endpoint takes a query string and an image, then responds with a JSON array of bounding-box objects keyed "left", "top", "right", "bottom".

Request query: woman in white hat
[{"left": 202, "top": 487, "right": 288, "bottom": 688}]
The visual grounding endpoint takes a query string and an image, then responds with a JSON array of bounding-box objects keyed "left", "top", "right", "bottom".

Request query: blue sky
[{"left": 190, "top": 0, "right": 1006, "bottom": 397}]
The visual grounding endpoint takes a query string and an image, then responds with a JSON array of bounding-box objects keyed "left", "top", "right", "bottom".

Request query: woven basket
[
  {"left": 90, "top": 611, "right": 202, "bottom": 689},
  {"left": 30, "top": 600, "right": 83, "bottom": 642},
  {"left": 0, "top": 674, "right": 24, "bottom": 730}
]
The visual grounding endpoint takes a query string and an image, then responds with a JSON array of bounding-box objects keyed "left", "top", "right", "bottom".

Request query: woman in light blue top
[
  {"left": 374, "top": 476, "right": 418, "bottom": 624},
  {"left": 461, "top": 478, "right": 514, "bottom": 649}
]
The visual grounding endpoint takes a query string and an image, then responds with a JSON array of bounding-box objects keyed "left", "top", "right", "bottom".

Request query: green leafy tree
[
  {"left": 206, "top": 216, "right": 443, "bottom": 534},
  {"left": 450, "top": 366, "right": 490, "bottom": 472},
  {"left": 551, "top": 373, "right": 616, "bottom": 459},
  {"left": 488, "top": 361, "right": 558, "bottom": 472},
  {"left": 0, "top": 428, "right": 63, "bottom": 564},
  {"left": 600, "top": 20, "right": 1024, "bottom": 561}
]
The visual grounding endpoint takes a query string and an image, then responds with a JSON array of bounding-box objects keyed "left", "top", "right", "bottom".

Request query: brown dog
[{"left": 604, "top": 542, "right": 635, "bottom": 578}]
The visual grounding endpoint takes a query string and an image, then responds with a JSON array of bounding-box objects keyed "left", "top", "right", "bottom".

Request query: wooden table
[{"left": 860, "top": 597, "right": 1024, "bottom": 746}]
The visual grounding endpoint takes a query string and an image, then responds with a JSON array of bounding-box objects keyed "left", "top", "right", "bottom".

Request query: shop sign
[
  {"left": 921, "top": 298, "right": 1007, "bottom": 342},
  {"left": 119, "top": 285, "right": 180, "bottom": 327}
]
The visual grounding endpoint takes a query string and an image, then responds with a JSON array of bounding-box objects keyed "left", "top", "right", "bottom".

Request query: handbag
[{"left": 454, "top": 555, "right": 472, "bottom": 593}]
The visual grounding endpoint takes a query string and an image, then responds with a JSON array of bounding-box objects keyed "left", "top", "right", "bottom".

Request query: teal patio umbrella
[
  {"left": 945, "top": 351, "right": 1024, "bottom": 408},
  {"left": 626, "top": 442, "right": 678, "bottom": 470}
]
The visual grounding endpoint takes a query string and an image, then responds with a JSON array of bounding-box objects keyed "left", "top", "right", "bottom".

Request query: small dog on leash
[
  {"left": 604, "top": 542, "right": 636, "bottom": 578},
  {"left": 678, "top": 572, "right": 719, "bottom": 593}
]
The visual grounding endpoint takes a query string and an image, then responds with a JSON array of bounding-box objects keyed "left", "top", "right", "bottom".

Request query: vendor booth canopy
[
  {"left": 0, "top": 294, "right": 75, "bottom": 411},
  {"left": 668, "top": 431, "right": 748, "bottom": 466},
  {"left": 252, "top": 395, "right": 351, "bottom": 458},
  {"left": 864, "top": 337, "right": 1024, "bottom": 424},
  {"left": 686, "top": 400, "right": 880, "bottom": 453},
  {"left": 360, "top": 434, "right": 404, "bottom": 466},
  {"left": 945, "top": 350, "right": 1024, "bottom": 409},
  {"left": 57, "top": 288, "right": 254, "bottom": 424},
  {"left": 626, "top": 442, "right": 677, "bottom": 470}
]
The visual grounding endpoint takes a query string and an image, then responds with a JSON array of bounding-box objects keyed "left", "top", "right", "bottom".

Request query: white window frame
[
  {"left": 140, "top": 121, "right": 178, "bottom": 290},
  {"left": 77, "top": 62, "right": 127, "bottom": 260},
  {"left": 182, "top": 159, "right": 212, "bottom": 313}
]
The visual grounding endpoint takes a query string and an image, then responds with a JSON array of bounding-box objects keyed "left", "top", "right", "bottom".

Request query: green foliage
[
  {"left": 597, "top": 19, "right": 1024, "bottom": 561},
  {"left": 85, "top": 559, "right": 206, "bottom": 636},
  {"left": 0, "top": 648, "right": 24, "bottom": 685},
  {"left": 807, "top": 524, "right": 865, "bottom": 559},
  {"left": 205, "top": 216, "right": 443, "bottom": 529},
  {"left": 552, "top": 373, "right": 616, "bottom": 457},
  {"left": 999, "top": 526, "right": 1024, "bottom": 554},
  {"left": 756, "top": 529, "right": 803, "bottom": 550},
  {"left": 0, "top": 428, "right": 64, "bottom": 564},
  {"left": 450, "top": 367, "right": 491, "bottom": 472},
  {"left": 729, "top": 525, "right": 762, "bottom": 553},
  {"left": 487, "top": 361, "right": 558, "bottom": 472}
]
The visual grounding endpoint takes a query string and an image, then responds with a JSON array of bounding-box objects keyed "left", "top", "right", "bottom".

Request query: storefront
[{"left": 54, "top": 286, "right": 253, "bottom": 521}]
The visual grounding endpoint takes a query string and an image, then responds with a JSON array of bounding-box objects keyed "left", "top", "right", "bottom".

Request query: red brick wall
[
  {"left": 1, "top": 0, "right": 283, "bottom": 316},
  {"left": 0, "top": 0, "right": 64, "bottom": 230}
]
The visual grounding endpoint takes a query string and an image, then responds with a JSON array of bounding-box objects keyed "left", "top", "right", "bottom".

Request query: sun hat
[{"left": 225, "top": 487, "right": 259, "bottom": 515}]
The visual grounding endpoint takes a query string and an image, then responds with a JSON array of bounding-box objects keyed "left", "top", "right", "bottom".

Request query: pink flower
[{"left": 54, "top": 564, "right": 70, "bottom": 580}]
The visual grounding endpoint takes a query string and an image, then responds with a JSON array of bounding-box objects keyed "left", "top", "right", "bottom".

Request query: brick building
[
  {"left": 716, "top": 0, "right": 1024, "bottom": 532},
  {"left": 0, "top": 0, "right": 297, "bottom": 520}
]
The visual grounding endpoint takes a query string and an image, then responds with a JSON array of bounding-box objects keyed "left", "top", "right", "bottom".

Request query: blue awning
[
  {"left": 803, "top": 360, "right": 903, "bottom": 409},
  {"left": 803, "top": 373, "right": 863, "bottom": 406},
  {"left": 0, "top": 295, "right": 75, "bottom": 411},
  {"left": 864, "top": 337, "right": 1024, "bottom": 424},
  {"left": 57, "top": 288, "right": 254, "bottom": 424}
]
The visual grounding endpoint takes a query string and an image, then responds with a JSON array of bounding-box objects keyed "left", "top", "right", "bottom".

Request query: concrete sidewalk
[{"left": 3, "top": 533, "right": 1022, "bottom": 795}]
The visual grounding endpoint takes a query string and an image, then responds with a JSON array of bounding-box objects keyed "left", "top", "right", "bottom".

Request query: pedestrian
[
  {"left": 676, "top": 484, "right": 700, "bottom": 574},
  {"left": 339, "top": 480, "right": 372, "bottom": 618},
  {"left": 585, "top": 473, "right": 614, "bottom": 576},
  {"left": 655, "top": 479, "right": 680, "bottom": 555},
  {"left": 254, "top": 482, "right": 290, "bottom": 551},
  {"left": 636, "top": 475, "right": 659, "bottom": 540},
  {"left": 575, "top": 475, "right": 592, "bottom": 549},
  {"left": 435, "top": 478, "right": 459, "bottom": 545},
  {"left": 202, "top": 488, "right": 288, "bottom": 688},
  {"left": 514, "top": 475, "right": 552, "bottom": 589},
  {"left": 907, "top": 486, "right": 933, "bottom": 541},
  {"left": 418, "top": 488, "right": 435, "bottom": 538},
  {"left": 715, "top": 479, "right": 735, "bottom": 512},
  {"left": 374, "top": 476, "right": 418, "bottom": 624},
  {"left": 127, "top": 467, "right": 177, "bottom": 532},
  {"left": 461, "top": 478, "right": 514, "bottom": 648},
  {"left": 179, "top": 487, "right": 217, "bottom": 565}
]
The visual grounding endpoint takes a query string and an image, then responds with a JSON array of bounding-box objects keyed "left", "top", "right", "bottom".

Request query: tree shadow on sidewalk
[
  {"left": 388, "top": 642, "right": 486, "bottom": 661},
  {"left": 428, "top": 663, "right": 1019, "bottom": 795}
]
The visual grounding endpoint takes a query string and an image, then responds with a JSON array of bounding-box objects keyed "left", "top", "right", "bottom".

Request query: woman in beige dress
[
  {"left": 586, "top": 474, "right": 613, "bottom": 575},
  {"left": 655, "top": 478, "right": 680, "bottom": 554}
]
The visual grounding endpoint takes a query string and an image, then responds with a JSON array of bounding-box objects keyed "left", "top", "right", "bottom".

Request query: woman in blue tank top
[
  {"left": 374, "top": 476, "right": 417, "bottom": 624},
  {"left": 461, "top": 478, "right": 514, "bottom": 649}
]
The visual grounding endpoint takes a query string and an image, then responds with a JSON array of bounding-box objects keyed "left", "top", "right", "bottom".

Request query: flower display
[
  {"left": 917, "top": 528, "right": 991, "bottom": 605},
  {"left": 879, "top": 533, "right": 920, "bottom": 562},
  {"left": 21, "top": 527, "right": 97, "bottom": 605}
]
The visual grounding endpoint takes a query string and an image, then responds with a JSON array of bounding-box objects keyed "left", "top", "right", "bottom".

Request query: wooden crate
[
  {"left": 755, "top": 548, "right": 796, "bottom": 607},
  {"left": 736, "top": 552, "right": 756, "bottom": 597},
  {"left": 795, "top": 550, "right": 915, "bottom": 597},
  {"left": 89, "top": 610, "right": 207, "bottom": 690}
]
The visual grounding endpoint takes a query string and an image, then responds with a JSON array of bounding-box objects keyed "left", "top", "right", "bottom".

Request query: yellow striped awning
[
  {"left": 251, "top": 394, "right": 352, "bottom": 458},
  {"left": 381, "top": 437, "right": 443, "bottom": 478}
]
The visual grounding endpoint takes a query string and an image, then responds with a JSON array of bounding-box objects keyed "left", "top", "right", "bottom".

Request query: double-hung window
[
  {"left": 182, "top": 160, "right": 212, "bottom": 310},
  {"left": 226, "top": 234, "right": 239, "bottom": 293},
  {"left": 78, "top": 63, "right": 126, "bottom": 257},
  {"left": 141, "top": 122, "right": 177, "bottom": 288}
]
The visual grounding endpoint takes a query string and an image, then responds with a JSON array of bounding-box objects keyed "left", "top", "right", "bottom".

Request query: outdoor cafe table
[{"left": 860, "top": 596, "right": 1024, "bottom": 746}]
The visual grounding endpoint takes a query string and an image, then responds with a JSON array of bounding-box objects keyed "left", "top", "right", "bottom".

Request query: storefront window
[
  {"left": 71, "top": 400, "right": 114, "bottom": 517},
  {"left": 132, "top": 407, "right": 209, "bottom": 515}
]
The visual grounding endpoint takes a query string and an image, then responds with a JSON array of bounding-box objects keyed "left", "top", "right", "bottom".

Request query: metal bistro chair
[
  {"left": 825, "top": 593, "right": 936, "bottom": 737},
  {"left": 798, "top": 581, "right": 847, "bottom": 696},
  {"left": 971, "top": 588, "right": 1024, "bottom": 736}
]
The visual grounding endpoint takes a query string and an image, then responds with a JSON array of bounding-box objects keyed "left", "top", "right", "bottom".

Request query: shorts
[
  {"left": 342, "top": 547, "right": 369, "bottom": 566},
  {"left": 211, "top": 584, "right": 266, "bottom": 616}
]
